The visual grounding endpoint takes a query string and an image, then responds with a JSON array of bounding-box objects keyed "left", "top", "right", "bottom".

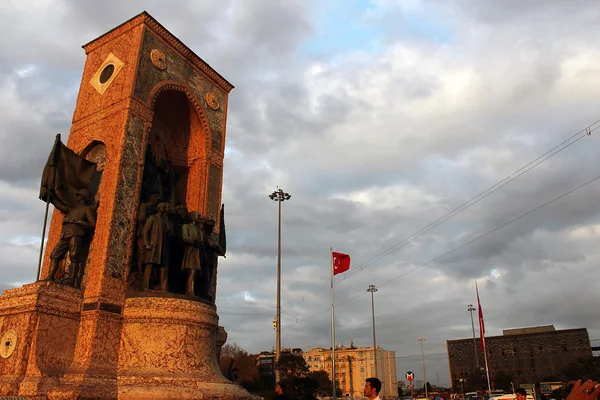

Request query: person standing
[
  {"left": 364, "top": 377, "right": 382, "bottom": 400},
  {"left": 516, "top": 388, "right": 528, "bottom": 400}
]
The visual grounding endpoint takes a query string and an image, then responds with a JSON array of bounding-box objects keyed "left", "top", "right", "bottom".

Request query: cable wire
[
  {"left": 288, "top": 120, "right": 599, "bottom": 306},
  {"left": 295, "top": 172, "right": 600, "bottom": 323}
]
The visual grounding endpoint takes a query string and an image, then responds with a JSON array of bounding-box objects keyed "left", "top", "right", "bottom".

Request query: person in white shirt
[{"left": 364, "top": 377, "right": 382, "bottom": 400}]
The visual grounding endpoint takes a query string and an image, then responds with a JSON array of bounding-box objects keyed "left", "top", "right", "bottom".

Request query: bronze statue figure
[
  {"left": 142, "top": 202, "right": 172, "bottom": 291},
  {"left": 202, "top": 216, "right": 223, "bottom": 302},
  {"left": 181, "top": 211, "right": 203, "bottom": 297},
  {"left": 46, "top": 189, "right": 96, "bottom": 287},
  {"left": 136, "top": 193, "right": 161, "bottom": 273}
]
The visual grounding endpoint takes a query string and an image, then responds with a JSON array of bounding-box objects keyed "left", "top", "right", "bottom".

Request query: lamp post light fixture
[
  {"left": 418, "top": 338, "right": 428, "bottom": 399},
  {"left": 366, "top": 284, "right": 378, "bottom": 379},
  {"left": 269, "top": 187, "right": 291, "bottom": 383}
]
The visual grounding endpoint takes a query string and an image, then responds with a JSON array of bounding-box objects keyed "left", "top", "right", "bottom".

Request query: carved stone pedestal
[
  {"left": 0, "top": 281, "right": 82, "bottom": 397},
  {"left": 117, "top": 296, "right": 257, "bottom": 399}
]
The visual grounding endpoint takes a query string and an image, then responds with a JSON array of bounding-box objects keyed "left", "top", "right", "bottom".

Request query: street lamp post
[
  {"left": 418, "top": 338, "right": 428, "bottom": 399},
  {"left": 366, "top": 285, "right": 378, "bottom": 380},
  {"left": 269, "top": 187, "right": 291, "bottom": 384},
  {"left": 467, "top": 304, "right": 480, "bottom": 370}
]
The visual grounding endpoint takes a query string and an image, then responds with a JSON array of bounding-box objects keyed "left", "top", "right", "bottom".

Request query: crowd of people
[{"left": 268, "top": 377, "right": 599, "bottom": 400}]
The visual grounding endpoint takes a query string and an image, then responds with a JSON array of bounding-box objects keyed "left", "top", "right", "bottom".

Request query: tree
[
  {"left": 278, "top": 353, "right": 309, "bottom": 380},
  {"left": 218, "top": 343, "right": 259, "bottom": 387},
  {"left": 276, "top": 354, "right": 337, "bottom": 398},
  {"left": 307, "top": 370, "right": 334, "bottom": 397},
  {"left": 424, "top": 382, "right": 433, "bottom": 393}
]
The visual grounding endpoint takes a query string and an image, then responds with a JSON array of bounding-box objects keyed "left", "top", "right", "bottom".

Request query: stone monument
[{"left": 0, "top": 11, "right": 257, "bottom": 399}]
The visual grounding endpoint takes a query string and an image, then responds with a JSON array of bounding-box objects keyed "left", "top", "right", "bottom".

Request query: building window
[
  {"left": 361, "top": 368, "right": 365, "bottom": 372},
  {"left": 564, "top": 346, "right": 568, "bottom": 351}
]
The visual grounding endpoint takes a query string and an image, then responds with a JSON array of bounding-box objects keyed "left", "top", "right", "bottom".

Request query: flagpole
[
  {"left": 37, "top": 133, "right": 61, "bottom": 281},
  {"left": 476, "top": 282, "right": 492, "bottom": 394},
  {"left": 36, "top": 199, "right": 51, "bottom": 281},
  {"left": 483, "top": 336, "right": 492, "bottom": 393},
  {"left": 330, "top": 247, "right": 336, "bottom": 400}
]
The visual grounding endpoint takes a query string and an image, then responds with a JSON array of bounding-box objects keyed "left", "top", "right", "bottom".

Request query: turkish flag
[
  {"left": 332, "top": 252, "right": 351, "bottom": 276},
  {"left": 477, "top": 284, "right": 486, "bottom": 352}
]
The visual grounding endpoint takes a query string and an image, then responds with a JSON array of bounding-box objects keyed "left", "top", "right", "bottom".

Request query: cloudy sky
[{"left": 2, "top": 0, "right": 600, "bottom": 387}]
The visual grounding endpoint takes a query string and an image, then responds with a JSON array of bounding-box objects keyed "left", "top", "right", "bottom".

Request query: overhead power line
[
  {"left": 294, "top": 172, "right": 600, "bottom": 324},
  {"left": 288, "top": 119, "right": 599, "bottom": 306}
]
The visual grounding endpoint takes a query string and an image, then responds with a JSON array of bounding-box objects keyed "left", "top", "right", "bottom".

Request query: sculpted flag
[
  {"left": 476, "top": 283, "right": 486, "bottom": 351},
  {"left": 39, "top": 134, "right": 97, "bottom": 210},
  {"left": 219, "top": 204, "right": 226, "bottom": 256},
  {"left": 332, "top": 252, "right": 350, "bottom": 276}
]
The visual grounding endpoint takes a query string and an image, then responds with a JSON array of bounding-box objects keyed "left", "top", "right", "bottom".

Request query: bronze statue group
[
  {"left": 45, "top": 187, "right": 224, "bottom": 301},
  {"left": 135, "top": 193, "right": 224, "bottom": 300}
]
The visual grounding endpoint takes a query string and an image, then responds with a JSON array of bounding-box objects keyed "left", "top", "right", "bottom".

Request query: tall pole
[
  {"left": 367, "top": 285, "right": 378, "bottom": 381},
  {"left": 367, "top": 285, "right": 377, "bottom": 378},
  {"left": 467, "top": 304, "right": 480, "bottom": 370},
  {"left": 483, "top": 341, "right": 492, "bottom": 394},
  {"left": 276, "top": 198, "right": 281, "bottom": 383},
  {"left": 269, "top": 187, "right": 291, "bottom": 384},
  {"left": 330, "top": 248, "right": 337, "bottom": 400},
  {"left": 37, "top": 134, "right": 61, "bottom": 281},
  {"left": 36, "top": 200, "right": 51, "bottom": 280},
  {"left": 418, "top": 338, "right": 428, "bottom": 399},
  {"left": 348, "top": 355, "right": 354, "bottom": 400}
]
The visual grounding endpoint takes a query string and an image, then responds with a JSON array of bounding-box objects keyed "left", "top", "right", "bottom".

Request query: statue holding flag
[
  {"left": 46, "top": 189, "right": 96, "bottom": 287},
  {"left": 200, "top": 204, "right": 226, "bottom": 302},
  {"left": 39, "top": 134, "right": 98, "bottom": 288}
]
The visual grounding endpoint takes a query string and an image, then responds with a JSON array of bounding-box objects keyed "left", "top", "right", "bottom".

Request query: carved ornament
[
  {"left": 0, "top": 330, "right": 18, "bottom": 359},
  {"left": 205, "top": 92, "right": 219, "bottom": 111},
  {"left": 150, "top": 49, "right": 167, "bottom": 70}
]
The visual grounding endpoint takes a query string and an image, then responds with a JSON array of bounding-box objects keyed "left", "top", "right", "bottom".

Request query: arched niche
[
  {"left": 131, "top": 88, "right": 208, "bottom": 294},
  {"left": 140, "top": 88, "right": 206, "bottom": 208}
]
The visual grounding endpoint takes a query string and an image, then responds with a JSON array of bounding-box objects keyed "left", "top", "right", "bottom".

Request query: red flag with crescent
[
  {"left": 477, "top": 283, "right": 486, "bottom": 352},
  {"left": 332, "top": 252, "right": 350, "bottom": 276}
]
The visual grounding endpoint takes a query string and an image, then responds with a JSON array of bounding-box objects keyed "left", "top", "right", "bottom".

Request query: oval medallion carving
[
  {"left": 0, "top": 330, "right": 18, "bottom": 359},
  {"left": 150, "top": 49, "right": 167, "bottom": 70},
  {"left": 205, "top": 92, "right": 220, "bottom": 111}
]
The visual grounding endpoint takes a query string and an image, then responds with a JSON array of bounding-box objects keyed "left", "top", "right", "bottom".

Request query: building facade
[
  {"left": 303, "top": 344, "right": 397, "bottom": 398},
  {"left": 447, "top": 326, "right": 591, "bottom": 390}
]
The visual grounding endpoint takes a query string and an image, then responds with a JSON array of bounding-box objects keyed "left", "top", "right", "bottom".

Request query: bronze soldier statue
[
  {"left": 46, "top": 189, "right": 96, "bottom": 287},
  {"left": 181, "top": 211, "right": 203, "bottom": 297},
  {"left": 136, "top": 193, "right": 161, "bottom": 273},
  {"left": 142, "top": 202, "right": 172, "bottom": 291},
  {"left": 202, "top": 216, "right": 223, "bottom": 302}
]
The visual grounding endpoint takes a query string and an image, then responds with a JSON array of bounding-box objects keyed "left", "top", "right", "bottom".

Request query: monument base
[
  {"left": 0, "top": 281, "right": 82, "bottom": 398},
  {"left": 115, "top": 296, "right": 258, "bottom": 399},
  {"left": 0, "top": 283, "right": 257, "bottom": 399}
]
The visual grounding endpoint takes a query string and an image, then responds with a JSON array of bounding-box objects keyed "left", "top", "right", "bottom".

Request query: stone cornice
[{"left": 82, "top": 11, "right": 234, "bottom": 93}]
